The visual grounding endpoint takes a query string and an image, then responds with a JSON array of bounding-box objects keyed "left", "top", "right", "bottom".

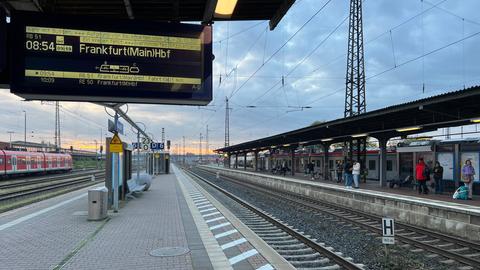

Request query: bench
[
  {"left": 388, "top": 175, "right": 412, "bottom": 188},
  {"left": 127, "top": 179, "right": 147, "bottom": 198}
]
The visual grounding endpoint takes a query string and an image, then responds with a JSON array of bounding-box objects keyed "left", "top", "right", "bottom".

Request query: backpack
[
  {"left": 453, "top": 186, "right": 469, "bottom": 200},
  {"left": 423, "top": 166, "right": 430, "bottom": 178}
]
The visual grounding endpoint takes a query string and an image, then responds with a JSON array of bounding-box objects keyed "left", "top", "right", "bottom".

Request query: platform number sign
[{"left": 382, "top": 218, "right": 395, "bottom": 245}]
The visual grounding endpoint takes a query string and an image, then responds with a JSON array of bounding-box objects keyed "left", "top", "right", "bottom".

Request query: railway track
[
  {"left": 185, "top": 168, "right": 364, "bottom": 270},
  {"left": 0, "top": 172, "right": 104, "bottom": 202},
  {"left": 194, "top": 167, "right": 480, "bottom": 270},
  {"left": 0, "top": 170, "right": 103, "bottom": 189}
]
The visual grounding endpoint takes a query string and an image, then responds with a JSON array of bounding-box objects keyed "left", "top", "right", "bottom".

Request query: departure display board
[{"left": 9, "top": 11, "right": 212, "bottom": 105}]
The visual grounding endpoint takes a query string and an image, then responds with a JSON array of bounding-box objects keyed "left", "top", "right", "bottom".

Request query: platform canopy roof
[
  {"left": 216, "top": 86, "right": 480, "bottom": 153},
  {"left": 2, "top": 0, "right": 294, "bottom": 29}
]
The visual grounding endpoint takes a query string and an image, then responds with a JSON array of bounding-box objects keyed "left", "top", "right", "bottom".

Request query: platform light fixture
[
  {"left": 215, "top": 0, "right": 238, "bottom": 18},
  {"left": 321, "top": 138, "right": 333, "bottom": 142},
  {"left": 396, "top": 126, "right": 422, "bottom": 132},
  {"left": 351, "top": 133, "right": 368, "bottom": 138},
  {"left": 471, "top": 118, "right": 480, "bottom": 123},
  {"left": 283, "top": 144, "right": 291, "bottom": 147}
]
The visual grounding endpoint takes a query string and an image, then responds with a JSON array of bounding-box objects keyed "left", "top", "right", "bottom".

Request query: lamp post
[
  {"left": 7, "top": 131, "right": 14, "bottom": 149},
  {"left": 133, "top": 122, "right": 146, "bottom": 181},
  {"left": 22, "top": 110, "right": 26, "bottom": 146},
  {"left": 94, "top": 140, "right": 98, "bottom": 168}
]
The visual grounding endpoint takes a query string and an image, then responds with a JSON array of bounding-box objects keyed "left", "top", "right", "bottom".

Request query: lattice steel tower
[
  {"left": 345, "top": 0, "right": 366, "bottom": 117},
  {"left": 345, "top": 0, "right": 367, "bottom": 181},
  {"left": 224, "top": 96, "right": 230, "bottom": 147}
]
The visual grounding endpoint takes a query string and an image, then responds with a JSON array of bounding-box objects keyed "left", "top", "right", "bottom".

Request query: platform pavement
[
  {"left": 0, "top": 173, "right": 216, "bottom": 270},
  {"left": 0, "top": 167, "right": 283, "bottom": 270}
]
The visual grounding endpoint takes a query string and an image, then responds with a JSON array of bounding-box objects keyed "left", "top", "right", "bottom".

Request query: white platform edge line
[
  {"left": 199, "top": 208, "right": 217, "bottom": 213},
  {"left": 221, "top": 238, "right": 247, "bottom": 250},
  {"left": 209, "top": 222, "right": 231, "bottom": 230},
  {"left": 198, "top": 204, "right": 214, "bottom": 209},
  {"left": 202, "top": 211, "right": 221, "bottom": 218},
  {"left": 256, "top": 264, "right": 274, "bottom": 270},
  {"left": 214, "top": 229, "right": 238, "bottom": 239},
  {"left": 229, "top": 249, "right": 259, "bottom": 265},
  {"left": 0, "top": 193, "right": 87, "bottom": 231},
  {"left": 205, "top": 216, "right": 226, "bottom": 224}
]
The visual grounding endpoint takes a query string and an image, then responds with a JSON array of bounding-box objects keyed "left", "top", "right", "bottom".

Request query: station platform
[
  {"left": 202, "top": 165, "right": 480, "bottom": 241},
  {"left": 228, "top": 166, "right": 480, "bottom": 206},
  {"left": 0, "top": 165, "right": 288, "bottom": 270}
]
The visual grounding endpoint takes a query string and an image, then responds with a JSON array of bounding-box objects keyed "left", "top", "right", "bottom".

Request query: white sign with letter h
[{"left": 382, "top": 218, "right": 395, "bottom": 244}]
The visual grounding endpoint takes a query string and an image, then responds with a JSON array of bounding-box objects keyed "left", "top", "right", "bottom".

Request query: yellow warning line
[{"left": 25, "top": 69, "right": 201, "bottom": 85}]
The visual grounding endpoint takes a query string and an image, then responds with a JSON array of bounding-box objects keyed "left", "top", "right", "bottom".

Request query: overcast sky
[{"left": 1, "top": 0, "right": 480, "bottom": 154}]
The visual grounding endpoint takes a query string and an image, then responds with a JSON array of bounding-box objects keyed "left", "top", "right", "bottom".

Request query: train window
[
  {"left": 368, "top": 160, "right": 376, "bottom": 170},
  {"left": 387, "top": 160, "right": 393, "bottom": 171}
]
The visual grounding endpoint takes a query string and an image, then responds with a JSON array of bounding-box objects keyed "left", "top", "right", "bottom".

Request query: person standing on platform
[
  {"left": 416, "top": 158, "right": 429, "bottom": 194},
  {"left": 462, "top": 160, "right": 475, "bottom": 200},
  {"left": 336, "top": 161, "right": 343, "bottom": 183},
  {"left": 352, "top": 160, "right": 361, "bottom": 189},
  {"left": 308, "top": 161, "right": 315, "bottom": 180},
  {"left": 344, "top": 159, "right": 353, "bottom": 189},
  {"left": 433, "top": 161, "right": 444, "bottom": 194}
]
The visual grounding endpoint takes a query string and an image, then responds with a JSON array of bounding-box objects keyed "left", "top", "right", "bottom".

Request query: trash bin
[{"left": 88, "top": 187, "right": 108, "bottom": 221}]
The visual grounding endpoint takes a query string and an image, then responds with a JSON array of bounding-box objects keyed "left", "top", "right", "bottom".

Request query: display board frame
[{"left": 9, "top": 11, "right": 213, "bottom": 105}]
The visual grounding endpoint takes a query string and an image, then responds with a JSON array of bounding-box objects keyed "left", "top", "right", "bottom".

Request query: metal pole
[
  {"left": 95, "top": 140, "right": 98, "bottom": 169},
  {"left": 137, "top": 129, "right": 140, "bottom": 182},
  {"left": 23, "top": 110, "right": 26, "bottom": 146},
  {"left": 7, "top": 131, "right": 14, "bottom": 149},
  {"left": 113, "top": 112, "right": 119, "bottom": 213}
]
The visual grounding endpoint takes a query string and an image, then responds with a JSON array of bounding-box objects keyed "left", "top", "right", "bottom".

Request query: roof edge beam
[
  {"left": 123, "top": 0, "right": 134, "bottom": 19},
  {"left": 202, "top": 0, "right": 218, "bottom": 24},
  {"left": 269, "top": 0, "right": 295, "bottom": 30}
]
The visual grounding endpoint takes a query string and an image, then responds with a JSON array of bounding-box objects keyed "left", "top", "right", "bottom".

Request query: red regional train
[{"left": 0, "top": 150, "right": 73, "bottom": 177}]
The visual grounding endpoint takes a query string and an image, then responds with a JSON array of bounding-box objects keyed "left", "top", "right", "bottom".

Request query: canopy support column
[
  {"left": 244, "top": 152, "right": 247, "bottom": 170},
  {"left": 291, "top": 146, "right": 295, "bottom": 176},
  {"left": 323, "top": 143, "right": 331, "bottom": 180},
  {"left": 235, "top": 153, "right": 238, "bottom": 169},
  {"left": 254, "top": 151, "right": 259, "bottom": 171},
  {"left": 378, "top": 137, "right": 389, "bottom": 187}
]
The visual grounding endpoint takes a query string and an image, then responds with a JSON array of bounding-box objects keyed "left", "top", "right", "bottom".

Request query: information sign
[
  {"left": 9, "top": 11, "right": 212, "bottom": 105},
  {"left": 150, "top": 142, "right": 164, "bottom": 150},
  {"left": 109, "top": 133, "right": 123, "bottom": 153},
  {"left": 108, "top": 119, "right": 124, "bottom": 135},
  {"left": 382, "top": 218, "right": 395, "bottom": 245}
]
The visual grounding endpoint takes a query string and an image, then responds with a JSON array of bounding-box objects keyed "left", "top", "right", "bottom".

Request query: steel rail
[
  {"left": 0, "top": 170, "right": 103, "bottom": 189},
  {"left": 0, "top": 176, "right": 104, "bottom": 201},
  {"left": 185, "top": 168, "right": 363, "bottom": 270}
]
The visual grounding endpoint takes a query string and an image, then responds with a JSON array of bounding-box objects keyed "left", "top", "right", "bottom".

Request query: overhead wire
[
  {"left": 228, "top": 0, "right": 334, "bottom": 99},
  {"left": 229, "top": 0, "right": 467, "bottom": 133}
]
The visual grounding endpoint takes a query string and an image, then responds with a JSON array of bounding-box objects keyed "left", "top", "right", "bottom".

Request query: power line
[
  {"left": 229, "top": 0, "right": 334, "bottom": 99},
  {"left": 366, "top": 29, "right": 480, "bottom": 81}
]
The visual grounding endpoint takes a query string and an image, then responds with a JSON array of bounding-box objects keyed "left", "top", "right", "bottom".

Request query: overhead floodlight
[
  {"left": 283, "top": 144, "right": 291, "bottom": 147},
  {"left": 471, "top": 118, "right": 480, "bottom": 123},
  {"left": 321, "top": 138, "right": 333, "bottom": 142},
  {"left": 215, "top": 0, "right": 239, "bottom": 18},
  {"left": 352, "top": 133, "right": 368, "bottom": 138},
  {"left": 396, "top": 126, "right": 422, "bottom": 132}
]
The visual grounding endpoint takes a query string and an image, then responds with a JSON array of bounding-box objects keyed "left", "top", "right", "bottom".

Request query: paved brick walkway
[
  {"left": 0, "top": 173, "right": 213, "bottom": 270},
  {"left": 62, "top": 173, "right": 211, "bottom": 270}
]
